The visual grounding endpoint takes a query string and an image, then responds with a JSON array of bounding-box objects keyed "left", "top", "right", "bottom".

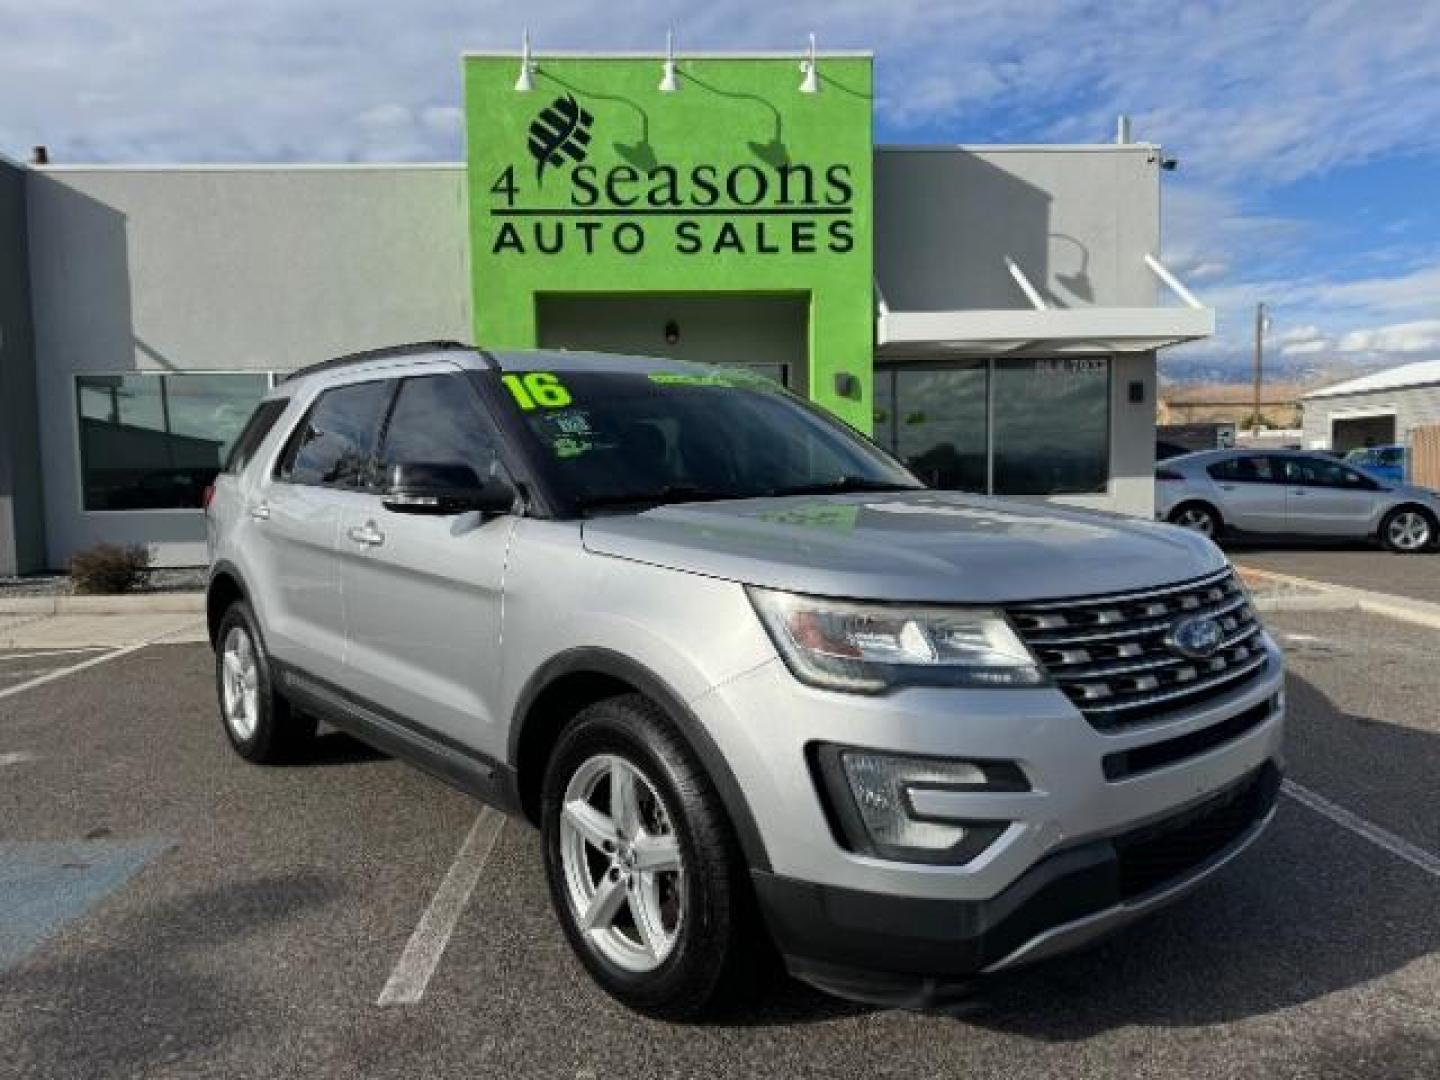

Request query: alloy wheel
[
  {"left": 559, "top": 753, "right": 686, "bottom": 973},
  {"left": 1387, "top": 510, "right": 1431, "bottom": 552},
  {"left": 220, "top": 624, "right": 261, "bottom": 740},
  {"left": 1175, "top": 507, "right": 1215, "bottom": 536}
]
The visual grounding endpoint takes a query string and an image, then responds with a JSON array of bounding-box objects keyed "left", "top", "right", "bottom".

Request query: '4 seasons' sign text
[{"left": 488, "top": 93, "right": 856, "bottom": 258}]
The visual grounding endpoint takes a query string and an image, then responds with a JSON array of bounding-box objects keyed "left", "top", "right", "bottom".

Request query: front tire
[
  {"left": 1380, "top": 505, "right": 1437, "bottom": 554},
  {"left": 541, "top": 694, "right": 762, "bottom": 1020},
  {"left": 214, "top": 601, "right": 316, "bottom": 763}
]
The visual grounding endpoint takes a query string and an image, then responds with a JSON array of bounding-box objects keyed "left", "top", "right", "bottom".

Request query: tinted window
[
  {"left": 501, "top": 368, "right": 919, "bottom": 509},
  {"left": 993, "top": 358, "right": 1109, "bottom": 495},
  {"left": 1207, "top": 455, "right": 1277, "bottom": 483},
  {"left": 278, "top": 381, "right": 393, "bottom": 488},
  {"left": 379, "top": 375, "right": 500, "bottom": 478},
  {"left": 77, "top": 372, "right": 270, "bottom": 510},
  {"left": 1284, "top": 456, "right": 1374, "bottom": 488},
  {"left": 225, "top": 399, "right": 289, "bottom": 474},
  {"left": 892, "top": 364, "right": 988, "bottom": 492}
]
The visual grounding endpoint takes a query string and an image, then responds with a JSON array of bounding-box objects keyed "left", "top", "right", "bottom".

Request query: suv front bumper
[{"left": 753, "top": 760, "right": 1281, "bottom": 1004}]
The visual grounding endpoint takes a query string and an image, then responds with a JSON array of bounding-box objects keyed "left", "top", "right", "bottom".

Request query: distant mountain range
[{"left": 1158, "top": 352, "right": 1392, "bottom": 394}]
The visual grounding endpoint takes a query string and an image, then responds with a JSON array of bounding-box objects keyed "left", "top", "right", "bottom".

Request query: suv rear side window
[
  {"left": 277, "top": 380, "right": 393, "bottom": 489},
  {"left": 378, "top": 375, "right": 501, "bottom": 479},
  {"left": 1207, "top": 455, "right": 1276, "bottom": 483},
  {"left": 225, "top": 398, "right": 289, "bottom": 474}
]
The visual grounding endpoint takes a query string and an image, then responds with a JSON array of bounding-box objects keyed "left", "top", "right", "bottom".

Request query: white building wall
[
  {"left": 874, "top": 145, "right": 1162, "bottom": 312},
  {"left": 25, "top": 165, "right": 472, "bottom": 567}
]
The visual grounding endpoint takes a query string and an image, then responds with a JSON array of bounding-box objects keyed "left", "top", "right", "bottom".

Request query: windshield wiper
[
  {"left": 577, "top": 485, "right": 743, "bottom": 511},
  {"left": 764, "top": 476, "right": 924, "bottom": 498}
]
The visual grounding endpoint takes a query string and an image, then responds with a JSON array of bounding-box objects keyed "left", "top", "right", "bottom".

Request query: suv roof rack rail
[{"left": 283, "top": 340, "right": 487, "bottom": 383}]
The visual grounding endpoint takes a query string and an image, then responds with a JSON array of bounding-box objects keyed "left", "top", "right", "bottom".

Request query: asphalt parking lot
[
  {"left": 4, "top": 611, "right": 1440, "bottom": 1079},
  {"left": 1230, "top": 541, "right": 1440, "bottom": 604}
]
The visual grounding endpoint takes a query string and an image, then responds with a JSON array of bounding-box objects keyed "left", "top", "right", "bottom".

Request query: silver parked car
[
  {"left": 1157, "top": 448, "right": 1440, "bottom": 553},
  {"left": 206, "top": 343, "right": 1285, "bottom": 1019}
]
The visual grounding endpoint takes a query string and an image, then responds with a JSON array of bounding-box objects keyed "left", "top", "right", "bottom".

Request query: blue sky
[{"left": 3, "top": 0, "right": 1437, "bottom": 382}]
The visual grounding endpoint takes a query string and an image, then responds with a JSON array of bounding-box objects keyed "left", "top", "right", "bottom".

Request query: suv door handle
[
  {"left": 248, "top": 502, "right": 271, "bottom": 521},
  {"left": 347, "top": 522, "right": 385, "bottom": 547}
]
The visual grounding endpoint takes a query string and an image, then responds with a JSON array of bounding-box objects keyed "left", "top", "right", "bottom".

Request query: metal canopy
[{"left": 875, "top": 254, "right": 1214, "bottom": 357}]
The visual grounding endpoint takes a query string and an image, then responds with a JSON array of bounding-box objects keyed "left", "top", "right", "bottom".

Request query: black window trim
[{"left": 224, "top": 397, "right": 291, "bottom": 475}]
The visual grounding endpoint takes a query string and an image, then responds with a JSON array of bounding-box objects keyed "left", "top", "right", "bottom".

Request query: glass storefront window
[
  {"left": 77, "top": 373, "right": 271, "bottom": 510},
  {"left": 874, "top": 357, "right": 1110, "bottom": 497},
  {"left": 892, "top": 364, "right": 988, "bottom": 491},
  {"left": 992, "top": 358, "right": 1109, "bottom": 495}
]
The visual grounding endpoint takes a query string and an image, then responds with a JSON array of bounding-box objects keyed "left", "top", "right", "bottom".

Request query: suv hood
[{"left": 581, "top": 490, "right": 1226, "bottom": 604}]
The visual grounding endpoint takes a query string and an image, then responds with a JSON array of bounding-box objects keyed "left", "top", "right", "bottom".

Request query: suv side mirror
[{"left": 382, "top": 462, "right": 515, "bottom": 516}]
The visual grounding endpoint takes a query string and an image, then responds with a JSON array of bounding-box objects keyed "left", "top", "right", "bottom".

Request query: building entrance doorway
[
  {"left": 1331, "top": 413, "right": 1396, "bottom": 452},
  {"left": 536, "top": 295, "right": 808, "bottom": 395}
]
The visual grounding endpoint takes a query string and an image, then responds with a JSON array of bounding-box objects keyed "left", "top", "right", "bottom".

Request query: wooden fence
[{"left": 1411, "top": 425, "right": 1440, "bottom": 488}]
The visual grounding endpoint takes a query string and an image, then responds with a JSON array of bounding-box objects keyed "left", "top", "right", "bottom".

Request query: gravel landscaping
[{"left": 0, "top": 567, "right": 206, "bottom": 597}]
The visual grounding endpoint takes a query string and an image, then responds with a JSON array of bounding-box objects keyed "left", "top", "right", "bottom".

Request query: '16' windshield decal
[{"left": 503, "top": 372, "right": 573, "bottom": 410}]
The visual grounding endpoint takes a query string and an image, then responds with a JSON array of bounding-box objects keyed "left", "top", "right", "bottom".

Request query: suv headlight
[{"left": 747, "top": 587, "right": 1047, "bottom": 693}]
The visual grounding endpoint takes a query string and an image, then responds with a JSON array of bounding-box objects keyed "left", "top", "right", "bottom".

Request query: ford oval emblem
[{"left": 1166, "top": 615, "right": 1224, "bottom": 660}]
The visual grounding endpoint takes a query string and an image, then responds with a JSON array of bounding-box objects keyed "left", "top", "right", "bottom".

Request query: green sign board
[{"left": 464, "top": 53, "right": 875, "bottom": 429}]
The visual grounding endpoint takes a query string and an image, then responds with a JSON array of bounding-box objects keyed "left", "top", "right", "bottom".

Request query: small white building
[{"left": 1301, "top": 359, "right": 1440, "bottom": 452}]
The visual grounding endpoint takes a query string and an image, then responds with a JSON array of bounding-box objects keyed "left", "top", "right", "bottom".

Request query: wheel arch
[
  {"left": 509, "top": 648, "right": 772, "bottom": 872},
  {"left": 206, "top": 560, "right": 249, "bottom": 648}
]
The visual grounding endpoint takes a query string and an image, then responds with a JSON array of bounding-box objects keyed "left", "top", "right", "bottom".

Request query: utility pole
[{"left": 1252, "top": 302, "right": 1266, "bottom": 434}]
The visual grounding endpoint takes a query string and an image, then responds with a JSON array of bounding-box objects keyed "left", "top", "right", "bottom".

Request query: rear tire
[
  {"left": 214, "top": 601, "right": 316, "bottom": 763},
  {"left": 1169, "top": 501, "right": 1222, "bottom": 539},
  {"left": 1380, "top": 505, "right": 1437, "bottom": 554},
  {"left": 540, "top": 693, "right": 764, "bottom": 1020}
]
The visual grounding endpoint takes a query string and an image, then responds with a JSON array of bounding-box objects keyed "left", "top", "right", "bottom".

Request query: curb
[
  {"left": 1237, "top": 565, "right": 1440, "bottom": 631},
  {"left": 0, "top": 592, "right": 204, "bottom": 616}
]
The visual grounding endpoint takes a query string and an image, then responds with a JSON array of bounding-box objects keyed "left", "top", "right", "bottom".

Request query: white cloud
[
  {"left": 1337, "top": 319, "right": 1440, "bottom": 355},
  {"left": 1279, "top": 325, "right": 1325, "bottom": 345},
  {"left": 5, "top": 0, "right": 1439, "bottom": 177}
]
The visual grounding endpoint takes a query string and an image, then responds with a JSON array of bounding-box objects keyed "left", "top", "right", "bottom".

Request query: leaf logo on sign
[{"left": 526, "top": 94, "right": 594, "bottom": 185}]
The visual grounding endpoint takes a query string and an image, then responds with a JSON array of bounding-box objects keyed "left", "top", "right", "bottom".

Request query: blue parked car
[{"left": 1345, "top": 444, "right": 1407, "bottom": 484}]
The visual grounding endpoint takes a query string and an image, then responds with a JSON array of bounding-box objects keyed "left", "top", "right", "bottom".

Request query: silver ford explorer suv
[{"left": 205, "top": 342, "right": 1285, "bottom": 1019}]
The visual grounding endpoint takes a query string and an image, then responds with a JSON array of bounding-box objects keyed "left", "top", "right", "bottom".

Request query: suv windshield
[{"left": 497, "top": 368, "right": 922, "bottom": 511}]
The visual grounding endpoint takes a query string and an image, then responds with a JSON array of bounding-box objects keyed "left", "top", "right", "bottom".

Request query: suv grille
[{"left": 1007, "top": 568, "right": 1268, "bottom": 730}]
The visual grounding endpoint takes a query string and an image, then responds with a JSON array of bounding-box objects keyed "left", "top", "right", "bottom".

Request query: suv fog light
[
  {"left": 813, "top": 745, "right": 1027, "bottom": 865},
  {"left": 841, "top": 753, "right": 980, "bottom": 851}
]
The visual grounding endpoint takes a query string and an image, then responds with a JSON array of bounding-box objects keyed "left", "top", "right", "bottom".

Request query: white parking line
[
  {"left": 0, "top": 638, "right": 168, "bottom": 702},
  {"left": 0, "top": 751, "right": 37, "bottom": 767},
  {"left": 0, "top": 647, "right": 110, "bottom": 663},
  {"left": 377, "top": 807, "right": 507, "bottom": 1006},
  {"left": 1284, "top": 780, "right": 1440, "bottom": 879}
]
